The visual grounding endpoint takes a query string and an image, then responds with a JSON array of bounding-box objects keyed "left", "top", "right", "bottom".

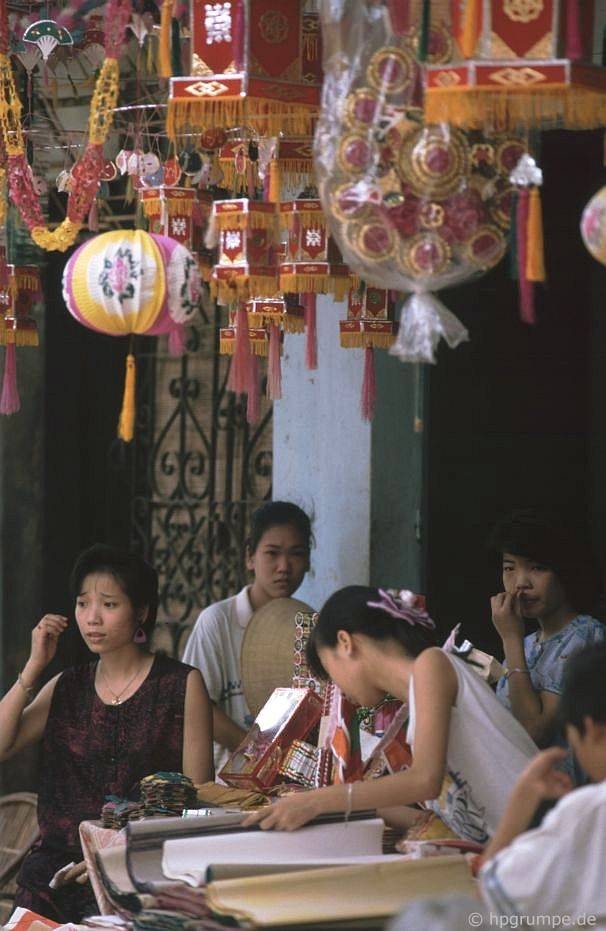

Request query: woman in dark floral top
[{"left": 0, "top": 544, "right": 213, "bottom": 923}]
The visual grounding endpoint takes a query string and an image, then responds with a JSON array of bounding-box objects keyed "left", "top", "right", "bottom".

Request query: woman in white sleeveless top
[{"left": 244, "top": 586, "right": 537, "bottom": 842}]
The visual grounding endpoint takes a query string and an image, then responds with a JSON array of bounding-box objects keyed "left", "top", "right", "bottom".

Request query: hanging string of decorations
[{"left": 0, "top": 0, "right": 131, "bottom": 252}]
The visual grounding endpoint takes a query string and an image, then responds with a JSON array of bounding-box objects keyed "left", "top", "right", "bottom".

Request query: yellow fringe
[
  {"left": 250, "top": 336, "right": 270, "bottom": 357},
  {"left": 159, "top": 0, "right": 172, "bottom": 78},
  {"left": 13, "top": 270, "right": 40, "bottom": 292},
  {"left": 219, "top": 335, "right": 235, "bottom": 355},
  {"left": 220, "top": 158, "right": 312, "bottom": 193},
  {"left": 460, "top": 0, "right": 481, "bottom": 59},
  {"left": 280, "top": 211, "right": 324, "bottom": 231},
  {"left": 213, "top": 275, "right": 280, "bottom": 304},
  {"left": 214, "top": 209, "right": 277, "bottom": 232},
  {"left": 268, "top": 159, "right": 280, "bottom": 204},
  {"left": 167, "top": 98, "right": 318, "bottom": 142},
  {"left": 340, "top": 330, "right": 395, "bottom": 350},
  {"left": 279, "top": 273, "right": 352, "bottom": 301},
  {"left": 302, "top": 34, "right": 319, "bottom": 61},
  {"left": 141, "top": 197, "right": 195, "bottom": 219},
  {"left": 425, "top": 85, "right": 606, "bottom": 131},
  {"left": 118, "top": 353, "right": 136, "bottom": 442},
  {"left": 526, "top": 187, "right": 546, "bottom": 282},
  {"left": 248, "top": 311, "right": 305, "bottom": 333},
  {"left": 0, "top": 327, "right": 39, "bottom": 347}
]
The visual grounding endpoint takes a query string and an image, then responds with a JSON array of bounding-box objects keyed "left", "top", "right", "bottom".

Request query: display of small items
[{"left": 101, "top": 771, "right": 198, "bottom": 828}]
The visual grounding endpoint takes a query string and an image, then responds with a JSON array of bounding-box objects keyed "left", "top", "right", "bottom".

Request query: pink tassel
[
  {"left": 565, "top": 0, "right": 583, "bottom": 60},
  {"left": 386, "top": 0, "right": 410, "bottom": 35},
  {"left": 227, "top": 304, "right": 251, "bottom": 395},
  {"left": 88, "top": 198, "right": 99, "bottom": 232},
  {"left": 516, "top": 188, "right": 535, "bottom": 325},
  {"left": 168, "top": 325, "right": 187, "bottom": 356},
  {"left": 266, "top": 323, "right": 282, "bottom": 400},
  {"left": 0, "top": 344, "right": 21, "bottom": 415},
  {"left": 303, "top": 293, "right": 317, "bottom": 370},
  {"left": 360, "top": 346, "right": 376, "bottom": 422},
  {"left": 246, "top": 352, "right": 260, "bottom": 424}
]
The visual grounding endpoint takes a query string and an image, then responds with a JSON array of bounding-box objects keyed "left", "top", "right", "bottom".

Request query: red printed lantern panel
[
  {"left": 140, "top": 187, "right": 196, "bottom": 249},
  {"left": 450, "top": 0, "right": 558, "bottom": 60},
  {"left": 0, "top": 265, "right": 41, "bottom": 346},
  {"left": 340, "top": 287, "right": 396, "bottom": 350},
  {"left": 168, "top": 0, "right": 321, "bottom": 139},
  {"left": 281, "top": 200, "right": 338, "bottom": 263},
  {"left": 211, "top": 199, "right": 277, "bottom": 265}
]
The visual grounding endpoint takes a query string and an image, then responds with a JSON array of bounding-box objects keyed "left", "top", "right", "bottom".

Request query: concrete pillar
[{"left": 272, "top": 295, "right": 425, "bottom": 612}]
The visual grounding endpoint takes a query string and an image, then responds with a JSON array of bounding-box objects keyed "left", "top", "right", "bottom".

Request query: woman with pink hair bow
[{"left": 244, "top": 585, "right": 538, "bottom": 843}]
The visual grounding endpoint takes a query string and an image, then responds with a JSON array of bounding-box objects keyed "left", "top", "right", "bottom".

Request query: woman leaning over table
[{"left": 0, "top": 544, "right": 213, "bottom": 924}]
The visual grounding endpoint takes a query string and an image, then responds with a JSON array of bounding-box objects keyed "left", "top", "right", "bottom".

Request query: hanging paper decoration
[
  {"left": 0, "top": 265, "right": 41, "bottom": 416},
  {"left": 11, "top": 39, "right": 41, "bottom": 80},
  {"left": 139, "top": 186, "right": 197, "bottom": 249},
  {"left": 426, "top": 1, "right": 606, "bottom": 130},
  {"left": 167, "top": 0, "right": 321, "bottom": 141},
  {"left": 61, "top": 230, "right": 201, "bottom": 439},
  {"left": 278, "top": 199, "right": 353, "bottom": 302},
  {"left": 245, "top": 296, "right": 305, "bottom": 335},
  {"left": 316, "top": 3, "right": 522, "bottom": 363},
  {"left": 509, "top": 153, "right": 545, "bottom": 325},
  {"left": 205, "top": 198, "right": 279, "bottom": 305},
  {"left": 340, "top": 285, "right": 397, "bottom": 422},
  {"left": 0, "top": 0, "right": 130, "bottom": 252},
  {"left": 22, "top": 20, "right": 73, "bottom": 62},
  {"left": 220, "top": 137, "right": 314, "bottom": 199}
]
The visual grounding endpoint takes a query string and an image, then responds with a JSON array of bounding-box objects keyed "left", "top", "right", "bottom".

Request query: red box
[{"left": 219, "top": 688, "right": 323, "bottom": 791}]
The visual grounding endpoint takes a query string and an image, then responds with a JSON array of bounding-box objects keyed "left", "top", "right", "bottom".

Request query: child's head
[
  {"left": 70, "top": 543, "right": 159, "bottom": 642},
  {"left": 559, "top": 644, "right": 606, "bottom": 781},
  {"left": 306, "top": 585, "right": 437, "bottom": 706},
  {"left": 246, "top": 501, "right": 311, "bottom": 603},
  {"left": 489, "top": 508, "right": 602, "bottom": 617}
]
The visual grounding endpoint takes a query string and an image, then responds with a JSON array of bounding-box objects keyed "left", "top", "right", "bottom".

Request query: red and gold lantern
[
  {"left": 168, "top": 0, "right": 321, "bottom": 140},
  {"left": 207, "top": 198, "right": 279, "bottom": 304},
  {"left": 340, "top": 286, "right": 397, "bottom": 422},
  {"left": 426, "top": 1, "right": 606, "bottom": 130},
  {"left": 278, "top": 200, "right": 353, "bottom": 302},
  {"left": 139, "top": 186, "right": 197, "bottom": 249},
  {"left": 0, "top": 264, "right": 41, "bottom": 415}
]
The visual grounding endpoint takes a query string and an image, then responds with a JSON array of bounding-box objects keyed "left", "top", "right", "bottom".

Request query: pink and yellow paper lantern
[{"left": 62, "top": 229, "right": 200, "bottom": 441}]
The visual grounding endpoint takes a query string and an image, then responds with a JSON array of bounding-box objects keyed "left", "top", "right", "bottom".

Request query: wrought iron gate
[{"left": 110, "top": 303, "right": 273, "bottom": 657}]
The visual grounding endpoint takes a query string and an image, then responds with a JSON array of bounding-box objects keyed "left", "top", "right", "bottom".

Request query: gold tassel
[
  {"left": 526, "top": 187, "right": 546, "bottom": 282},
  {"left": 460, "top": 0, "right": 480, "bottom": 58},
  {"left": 159, "top": 0, "right": 172, "bottom": 78},
  {"left": 117, "top": 353, "right": 136, "bottom": 442},
  {"left": 268, "top": 158, "right": 280, "bottom": 203}
]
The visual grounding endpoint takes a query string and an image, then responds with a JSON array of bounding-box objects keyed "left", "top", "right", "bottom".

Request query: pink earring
[{"left": 133, "top": 626, "right": 147, "bottom": 644}]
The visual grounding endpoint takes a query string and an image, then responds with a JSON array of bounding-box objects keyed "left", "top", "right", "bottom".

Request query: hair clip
[{"left": 367, "top": 588, "right": 436, "bottom": 630}]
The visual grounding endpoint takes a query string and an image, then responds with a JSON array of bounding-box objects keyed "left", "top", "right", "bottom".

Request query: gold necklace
[{"left": 98, "top": 663, "right": 143, "bottom": 705}]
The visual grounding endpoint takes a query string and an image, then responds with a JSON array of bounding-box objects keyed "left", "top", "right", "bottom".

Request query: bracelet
[
  {"left": 344, "top": 782, "right": 354, "bottom": 823},
  {"left": 17, "top": 672, "right": 35, "bottom": 699},
  {"left": 505, "top": 667, "right": 531, "bottom": 679}
]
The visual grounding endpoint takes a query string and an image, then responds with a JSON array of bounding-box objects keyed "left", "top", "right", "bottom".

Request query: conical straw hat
[{"left": 241, "top": 596, "right": 314, "bottom": 716}]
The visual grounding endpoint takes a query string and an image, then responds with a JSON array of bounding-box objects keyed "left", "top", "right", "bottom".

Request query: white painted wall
[{"left": 272, "top": 294, "right": 372, "bottom": 612}]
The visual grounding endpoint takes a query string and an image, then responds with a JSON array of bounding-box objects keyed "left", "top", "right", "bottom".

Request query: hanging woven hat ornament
[
  {"left": 62, "top": 229, "right": 200, "bottom": 441},
  {"left": 315, "top": 2, "right": 519, "bottom": 363}
]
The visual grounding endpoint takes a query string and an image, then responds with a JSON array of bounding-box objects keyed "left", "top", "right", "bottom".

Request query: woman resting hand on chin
[
  {"left": 244, "top": 586, "right": 538, "bottom": 839},
  {"left": 0, "top": 544, "right": 213, "bottom": 924}
]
